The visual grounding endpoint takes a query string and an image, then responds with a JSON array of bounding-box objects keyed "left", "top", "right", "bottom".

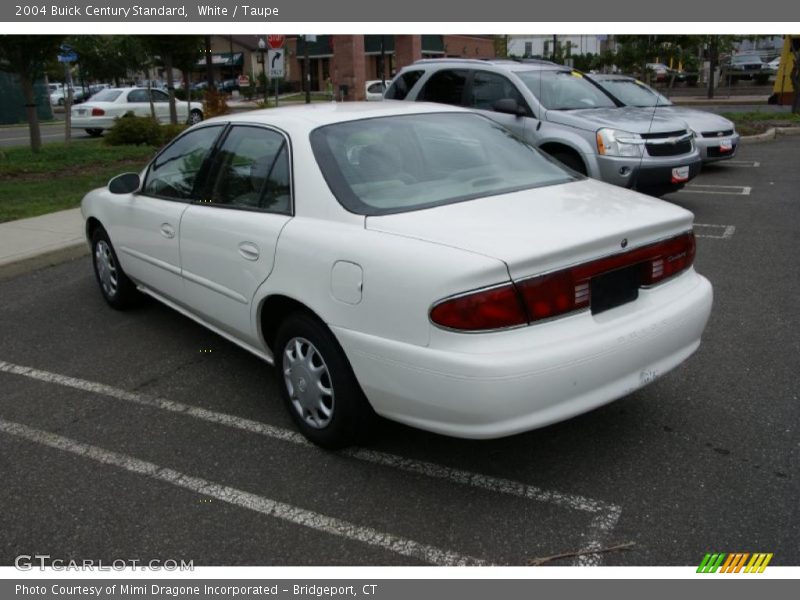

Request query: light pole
[
  {"left": 303, "top": 35, "right": 311, "bottom": 104},
  {"left": 258, "top": 38, "right": 268, "bottom": 104}
]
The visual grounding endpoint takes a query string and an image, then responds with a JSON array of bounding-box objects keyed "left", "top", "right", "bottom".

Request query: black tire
[
  {"left": 275, "top": 312, "right": 376, "bottom": 449},
  {"left": 85, "top": 128, "right": 103, "bottom": 137},
  {"left": 188, "top": 109, "right": 203, "bottom": 125},
  {"left": 90, "top": 226, "right": 142, "bottom": 310},
  {"left": 549, "top": 150, "right": 587, "bottom": 176}
]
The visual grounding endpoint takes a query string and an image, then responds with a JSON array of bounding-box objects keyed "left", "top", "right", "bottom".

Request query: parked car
[
  {"left": 50, "top": 85, "right": 86, "bottom": 106},
  {"left": 386, "top": 59, "right": 702, "bottom": 197},
  {"left": 70, "top": 87, "right": 204, "bottom": 137},
  {"left": 766, "top": 56, "right": 781, "bottom": 73},
  {"left": 728, "top": 54, "right": 766, "bottom": 78},
  {"left": 365, "top": 79, "right": 388, "bottom": 101},
  {"left": 646, "top": 63, "right": 670, "bottom": 82},
  {"left": 586, "top": 74, "right": 740, "bottom": 163},
  {"left": 82, "top": 102, "right": 713, "bottom": 447}
]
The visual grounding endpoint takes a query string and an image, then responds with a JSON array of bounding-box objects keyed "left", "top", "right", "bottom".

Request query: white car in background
[
  {"left": 81, "top": 102, "right": 713, "bottom": 447},
  {"left": 71, "top": 87, "right": 204, "bottom": 137},
  {"left": 365, "top": 79, "right": 388, "bottom": 101}
]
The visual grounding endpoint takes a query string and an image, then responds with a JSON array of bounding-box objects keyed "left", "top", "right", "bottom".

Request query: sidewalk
[
  {"left": 0, "top": 208, "right": 87, "bottom": 280},
  {"left": 670, "top": 94, "right": 768, "bottom": 106}
]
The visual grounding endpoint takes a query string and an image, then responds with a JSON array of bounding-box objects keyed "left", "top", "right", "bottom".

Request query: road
[
  {"left": 0, "top": 120, "right": 95, "bottom": 148},
  {"left": 0, "top": 139, "right": 797, "bottom": 567}
]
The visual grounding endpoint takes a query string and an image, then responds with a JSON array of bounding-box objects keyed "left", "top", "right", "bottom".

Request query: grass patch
[
  {"left": 0, "top": 140, "right": 155, "bottom": 222},
  {"left": 720, "top": 111, "right": 800, "bottom": 136}
]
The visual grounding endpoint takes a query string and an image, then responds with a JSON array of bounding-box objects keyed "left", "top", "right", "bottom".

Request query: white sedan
[
  {"left": 71, "top": 87, "right": 204, "bottom": 137},
  {"left": 81, "top": 102, "right": 713, "bottom": 448}
]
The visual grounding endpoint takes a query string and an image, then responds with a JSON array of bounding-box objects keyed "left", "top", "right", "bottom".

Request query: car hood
[
  {"left": 649, "top": 107, "right": 735, "bottom": 133},
  {"left": 366, "top": 178, "right": 694, "bottom": 280},
  {"left": 545, "top": 106, "right": 689, "bottom": 135}
]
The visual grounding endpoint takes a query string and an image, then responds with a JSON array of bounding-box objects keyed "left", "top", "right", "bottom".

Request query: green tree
[
  {"left": 0, "top": 35, "right": 64, "bottom": 152},
  {"left": 141, "top": 36, "right": 203, "bottom": 125},
  {"left": 69, "top": 35, "right": 147, "bottom": 87}
]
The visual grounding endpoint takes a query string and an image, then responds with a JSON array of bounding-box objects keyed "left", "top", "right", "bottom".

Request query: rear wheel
[
  {"left": 85, "top": 128, "right": 103, "bottom": 137},
  {"left": 275, "top": 312, "right": 376, "bottom": 448},
  {"left": 91, "top": 227, "right": 141, "bottom": 309},
  {"left": 188, "top": 109, "right": 203, "bottom": 125}
]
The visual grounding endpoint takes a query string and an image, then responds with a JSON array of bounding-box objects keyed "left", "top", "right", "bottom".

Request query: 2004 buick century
[{"left": 82, "top": 102, "right": 713, "bottom": 447}]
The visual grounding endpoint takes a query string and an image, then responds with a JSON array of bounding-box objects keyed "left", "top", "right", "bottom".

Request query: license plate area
[{"left": 591, "top": 265, "right": 640, "bottom": 315}]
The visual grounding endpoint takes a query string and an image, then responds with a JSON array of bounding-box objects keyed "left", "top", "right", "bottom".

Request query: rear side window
[
  {"left": 127, "top": 89, "right": 149, "bottom": 103},
  {"left": 469, "top": 71, "right": 528, "bottom": 113},
  {"left": 385, "top": 70, "right": 423, "bottom": 100},
  {"left": 417, "top": 69, "right": 468, "bottom": 106}
]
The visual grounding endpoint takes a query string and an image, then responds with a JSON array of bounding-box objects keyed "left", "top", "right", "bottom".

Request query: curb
[
  {"left": 740, "top": 126, "right": 800, "bottom": 144},
  {"left": 0, "top": 241, "right": 88, "bottom": 282}
]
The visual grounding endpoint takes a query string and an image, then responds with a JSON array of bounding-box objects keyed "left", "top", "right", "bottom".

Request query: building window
[{"left": 525, "top": 42, "right": 533, "bottom": 57}]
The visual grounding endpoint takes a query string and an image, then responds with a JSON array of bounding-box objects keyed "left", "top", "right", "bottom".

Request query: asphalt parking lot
[{"left": 0, "top": 137, "right": 797, "bottom": 567}]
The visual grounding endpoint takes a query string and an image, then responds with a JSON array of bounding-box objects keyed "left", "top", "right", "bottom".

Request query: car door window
[
  {"left": 469, "top": 71, "right": 528, "bottom": 113},
  {"left": 417, "top": 69, "right": 468, "bottom": 106},
  {"left": 206, "top": 126, "right": 291, "bottom": 214},
  {"left": 127, "top": 89, "right": 149, "bottom": 103},
  {"left": 384, "top": 70, "right": 423, "bottom": 100},
  {"left": 151, "top": 89, "right": 169, "bottom": 103},
  {"left": 142, "top": 126, "right": 223, "bottom": 201}
]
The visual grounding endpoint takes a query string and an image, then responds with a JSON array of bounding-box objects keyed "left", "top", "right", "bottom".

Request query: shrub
[
  {"left": 160, "top": 123, "right": 187, "bottom": 143},
  {"left": 104, "top": 113, "right": 162, "bottom": 146},
  {"left": 203, "top": 89, "right": 229, "bottom": 119}
]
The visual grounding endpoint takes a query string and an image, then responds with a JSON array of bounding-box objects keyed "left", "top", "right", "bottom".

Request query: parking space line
[
  {"left": 0, "top": 418, "right": 484, "bottom": 567},
  {"left": 678, "top": 184, "right": 751, "bottom": 196},
  {"left": 0, "top": 360, "right": 622, "bottom": 566},
  {"left": 715, "top": 160, "right": 760, "bottom": 168},
  {"left": 694, "top": 224, "right": 736, "bottom": 239}
]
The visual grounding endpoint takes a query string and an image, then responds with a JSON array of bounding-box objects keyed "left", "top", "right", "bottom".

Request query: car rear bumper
[
  {"left": 71, "top": 116, "right": 116, "bottom": 130},
  {"left": 334, "top": 269, "right": 713, "bottom": 439}
]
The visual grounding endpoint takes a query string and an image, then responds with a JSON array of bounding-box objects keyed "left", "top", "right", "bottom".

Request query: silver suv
[{"left": 386, "top": 59, "right": 702, "bottom": 196}]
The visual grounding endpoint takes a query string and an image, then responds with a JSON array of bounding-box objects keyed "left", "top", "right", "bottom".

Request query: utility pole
[{"left": 304, "top": 36, "right": 311, "bottom": 104}]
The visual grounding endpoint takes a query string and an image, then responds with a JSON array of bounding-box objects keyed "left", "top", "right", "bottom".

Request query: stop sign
[{"left": 267, "top": 35, "right": 285, "bottom": 50}]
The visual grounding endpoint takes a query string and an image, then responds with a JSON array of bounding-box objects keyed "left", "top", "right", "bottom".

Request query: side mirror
[
  {"left": 108, "top": 172, "right": 141, "bottom": 194},
  {"left": 492, "top": 98, "right": 527, "bottom": 117}
]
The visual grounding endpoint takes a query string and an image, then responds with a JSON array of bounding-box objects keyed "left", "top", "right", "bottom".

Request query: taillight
[
  {"left": 91, "top": 107, "right": 105, "bottom": 116},
  {"left": 431, "top": 232, "right": 696, "bottom": 331},
  {"left": 429, "top": 283, "right": 527, "bottom": 331}
]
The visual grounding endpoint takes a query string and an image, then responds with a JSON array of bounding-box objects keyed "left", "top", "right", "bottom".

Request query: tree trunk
[
  {"left": 164, "top": 53, "right": 178, "bottom": 125},
  {"left": 183, "top": 68, "right": 191, "bottom": 121},
  {"left": 147, "top": 78, "right": 156, "bottom": 119},
  {"left": 707, "top": 40, "right": 718, "bottom": 100},
  {"left": 19, "top": 73, "right": 42, "bottom": 153}
]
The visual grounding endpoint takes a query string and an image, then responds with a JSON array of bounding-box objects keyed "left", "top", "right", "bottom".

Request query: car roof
[
  {"left": 409, "top": 58, "right": 567, "bottom": 73},
  {"left": 202, "top": 101, "right": 470, "bottom": 132},
  {"left": 590, "top": 74, "right": 637, "bottom": 81}
]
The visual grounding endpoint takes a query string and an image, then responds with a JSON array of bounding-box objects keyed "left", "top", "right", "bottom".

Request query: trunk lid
[{"left": 366, "top": 178, "right": 694, "bottom": 281}]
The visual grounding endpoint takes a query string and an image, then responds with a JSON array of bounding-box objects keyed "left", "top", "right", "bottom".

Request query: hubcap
[
  {"left": 283, "top": 337, "right": 334, "bottom": 429},
  {"left": 94, "top": 240, "right": 118, "bottom": 298}
]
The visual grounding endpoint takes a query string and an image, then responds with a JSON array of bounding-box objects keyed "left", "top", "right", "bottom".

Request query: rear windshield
[
  {"left": 517, "top": 70, "right": 617, "bottom": 110},
  {"left": 91, "top": 89, "right": 123, "bottom": 102},
  {"left": 596, "top": 79, "right": 671, "bottom": 107},
  {"left": 310, "top": 112, "right": 574, "bottom": 216}
]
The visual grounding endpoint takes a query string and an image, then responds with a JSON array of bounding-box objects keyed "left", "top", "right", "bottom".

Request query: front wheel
[
  {"left": 91, "top": 227, "right": 142, "bottom": 309},
  {"left": 85, "top": 128, "right": 103, "bottom": 137},
  {"left": 187, "top": 109, "right": 203, "bottom": 125},
  {"left": 275, "top": 312, "right": 376, "bottom": 448}
]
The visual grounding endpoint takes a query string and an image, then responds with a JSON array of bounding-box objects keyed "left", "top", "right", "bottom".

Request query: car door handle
[
  {"left": 238, "top": 242, "right": 260, "bottom": 261},
  {"left": 160, "top": 223, "right": 175, "bottom": 239}
]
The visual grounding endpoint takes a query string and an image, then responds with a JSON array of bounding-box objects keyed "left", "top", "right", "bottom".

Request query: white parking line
[
  {"left": 678, "top": 184, "right": 751, "bottom": 196},
  {"left": 715, "top": 160, "right": 760, "bottom": 168},
  {"left": 0, "top": 418, "right": 484, "bottom": 567},
  {"left": 694, "top": 224, "right": 736, "bottom": 239},
  {"left": 0, "top": 360, "right": 622, "bottom": 566}
]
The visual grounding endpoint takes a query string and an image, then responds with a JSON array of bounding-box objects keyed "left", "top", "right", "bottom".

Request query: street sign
[
  {"left": 267, "top": 35, "right": 285, "bottom": 50},
  {"left": 57, "top": 53, "right": 77, "bottom": 63},
  {"left": 268, "top": 49, "right": 285, "bottom": 78},
  {"left": 238, "top": 75, "right": 251, "bottom": 87}
]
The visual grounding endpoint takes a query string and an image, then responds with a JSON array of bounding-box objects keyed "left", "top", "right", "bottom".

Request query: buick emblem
[{"left": 621, "top": 238, "right": 628, "bottom": 248}]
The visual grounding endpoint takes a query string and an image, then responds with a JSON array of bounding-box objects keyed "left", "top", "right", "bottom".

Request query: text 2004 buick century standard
[{"left": 81, "top": 102, "right": 713, "bottom": 447}]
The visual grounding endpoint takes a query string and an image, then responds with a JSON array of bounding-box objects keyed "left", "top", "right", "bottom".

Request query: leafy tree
[
  {"left": 69, "top": 36, "right": 147, "bottom": 87},
  {"left": 141, "top": 36, "right": 203, "bottom": 125},
  {"left": 0, "top": 35, "right": 64, "bottom": 152}
]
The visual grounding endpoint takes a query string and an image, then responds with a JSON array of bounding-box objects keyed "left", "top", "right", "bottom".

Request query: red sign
[{"left": 267, "top": 35, "right": 285, "bottom": 50}]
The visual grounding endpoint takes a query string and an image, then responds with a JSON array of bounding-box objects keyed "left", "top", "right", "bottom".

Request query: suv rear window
[{"left": 384, "top": 70, "right": 423, "bottom": 100}]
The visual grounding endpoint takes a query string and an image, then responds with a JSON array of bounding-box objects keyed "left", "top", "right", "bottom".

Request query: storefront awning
[{"left": 196, "top": 52, "right": 244, "bottom": 67}]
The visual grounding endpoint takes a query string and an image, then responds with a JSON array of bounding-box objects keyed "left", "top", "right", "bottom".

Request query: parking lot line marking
[
  {"left": 0, "top": 418, "right": 486, "bottom": 567},
  {"left": 678, "top": 184, "right": 751, "bottom": 196},
  {"left": 694, "top": 224, "right": 736, "bottom": 239},
  {"left": 0, "top": 360, "right": 622, "bottom": 566},
  {"left": 715, "top": 160, "right": 760, "bottom": 168}
]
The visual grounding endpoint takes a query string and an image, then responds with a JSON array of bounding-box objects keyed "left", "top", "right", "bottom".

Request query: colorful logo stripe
[{"left": 697, "top": 553, "right": 773, "bottom": 573}]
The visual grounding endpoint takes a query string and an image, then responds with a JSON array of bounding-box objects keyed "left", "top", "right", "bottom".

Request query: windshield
[
  {"left": 596, "top": 78, "right": 672, "bottom": 107},
  {"left": 517, "top": 70, "right": 617, "bottom": 110},
  {"left": 310, "top": 113, "right": 574, "bottom": 216},
  {"left": 91, "top": 89, "right": 123, "bottom": 102},
  {"left": 733, "top": 54, "right": 762, "bottom": 63}
]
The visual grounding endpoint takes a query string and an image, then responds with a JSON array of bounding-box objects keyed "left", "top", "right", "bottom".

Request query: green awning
[{"left": 196, "top": 52, "right": 243, "bottom": 67}]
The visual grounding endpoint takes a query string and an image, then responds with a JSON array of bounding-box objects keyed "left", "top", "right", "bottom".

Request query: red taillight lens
[
  {"left": 91, "top": 107, "right": 105, "bottom": 116},
  {"left": 430, "top": 283, "right": 527, "bottom": 331},
  {"left": 431, "top": 232, "right": 696, "bottom": 331}
]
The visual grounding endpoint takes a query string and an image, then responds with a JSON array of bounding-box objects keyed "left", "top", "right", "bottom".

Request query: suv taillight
[{"left": 430, "top": 232, "right": 696, "bottom": 331}]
